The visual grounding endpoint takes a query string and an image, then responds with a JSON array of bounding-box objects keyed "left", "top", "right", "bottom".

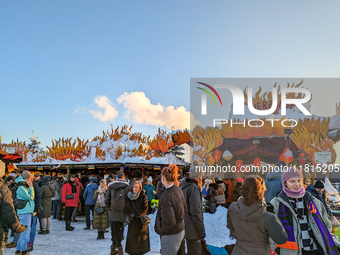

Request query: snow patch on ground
[{"left": 4, "top": 207, "right": 233, "bottom": 255}]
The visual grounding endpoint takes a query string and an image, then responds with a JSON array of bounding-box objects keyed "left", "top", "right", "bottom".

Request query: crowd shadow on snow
[{"left": 4, "top": 207, "right": 234, "bottom": 255}]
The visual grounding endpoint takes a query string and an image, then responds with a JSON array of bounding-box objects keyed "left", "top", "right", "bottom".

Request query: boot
[
  {"left": 96, "top": 231, "right": 101, "bottom": 240},
  {"left": 27, "top": 243, "right": 33, "bottom": 252},
  {"left": 72, "top": 217, "right": 78, "bottom": 222},
  {"left": 5, "top": 241, "right": 17, "bottom": 248},
  {"left": 22, "top": 251, "right": 30, "bottom": 255},
  {"left": 118, "top": 245, "right": 123, "bottom": 255},
  {"left": 68, "top": 220, "right": 75, "bottom": 230},
  {"left": 46, "top": 228, "right": 50, "bottom": 234},
  {"left": 101, "top": 231, "right": 105, "bottom": 239},
  {"left": 38, "top": 229, "right": 46, "bottom": 235},
  {"left": 110, "top": 245, "right": 118, "bottom": 255},
  {"left": 65, "top": 221, "right": 74, "bottom": 231}
]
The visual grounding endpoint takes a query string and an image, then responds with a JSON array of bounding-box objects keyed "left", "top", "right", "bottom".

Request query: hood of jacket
[
  {"left": 209, "top": 183, "right": 219, "bottom": 190},
  {"left": 108, "top": 180, "right": 128, "bottom": 190},
  {"left": 87, "top": 183, "right": 98, "bottom": 191},
  {"left": 15, "top": 176, "right": 25, "bottom": 183},
  {"left": 233, "top": 197, "right": 266, "bottom": 223},
  {"left": 180, "top": 177, "right": 197, "bottom": 190},
  {"left": 41, "top": 176, "right": 51, "bottom": 186},
  {"left": 266, "top": 170, "right": 282, "bottom": 181}
]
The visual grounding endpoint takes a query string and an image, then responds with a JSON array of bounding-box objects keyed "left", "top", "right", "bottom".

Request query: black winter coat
[
  {"left": 155, "top": 185, "right": 186, "bottom": 236},
  {"left": 125, "top": 191, "right": 150, "bottom": 255},
  {"left": 207, "top": 184, "right": 218, "bottom": 203},
  {"left": 105, "top": 180, "right": 129, "bottom": 222},
  {"left": 180, "top": 178, "right": 206, "bottom": 240},
  {"left": 0, "top": 178, "right": 26, "bottom": 249},
  {"left": 33, "top": 181, "right": 42, "bottom": 213}
]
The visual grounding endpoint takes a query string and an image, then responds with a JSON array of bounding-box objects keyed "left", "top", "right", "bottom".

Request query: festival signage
[
  {"left": 47, "top": 138, "right": 89, "bottom": 161},
  {"left": 6, "top": 147, "right": 15, "bottom": 154}
]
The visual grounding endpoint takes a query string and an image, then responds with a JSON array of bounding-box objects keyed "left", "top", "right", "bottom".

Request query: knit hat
[
  {"left": 147, "top": 176, "right": 153, "bottom": 182},
  {"left": 281, "top": 167, "right": 303, "bottom": 182},
  {"left": 9, "top": 172, "right": 16, "bottom": 177},
  {"left": 90, "top": 177, "right": 97, "bottom": 183},
  {"left": 282, "top": 167, "right": 305, "bottom": 198},
  {"left": 52, "top": 176, "right": 58, "bottom": 181},
  {"left": 237, "top": 177, "right": 243, "bottom": 183},
  {"left": 314, "top": 180, "right": 325, "bottom": 189},
  {"left": 22, "top": 170, "right": 34, "bottom": 180},
  {"left": 34, "top": 173, "right": 41, "bottom": 177}
]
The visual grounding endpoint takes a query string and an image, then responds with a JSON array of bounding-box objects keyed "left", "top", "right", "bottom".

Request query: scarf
[
  {"left": 282, "top": 185, "right": 305, "bottom": 198},
  {"left": 127, "top": 190, "right": 140, "bottom": 201},
  {"left": 277, "top": 199, "right": 339, "bottom": 255},
  {"left": 68, "top": 180, "right": 77, "bottom": 193},
  {"left": 308, "top": 201, "right": 338, "bottom": 255},
  {"left": 96, "top": 186, "right": 107, "bottom": 207}
]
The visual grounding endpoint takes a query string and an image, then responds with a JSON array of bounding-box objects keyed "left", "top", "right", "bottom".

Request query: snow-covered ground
[{"left": 4, "top": 207, "right": 234, "bottom": 255}]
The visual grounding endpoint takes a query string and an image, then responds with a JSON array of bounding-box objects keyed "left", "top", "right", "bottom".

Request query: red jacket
[
  {"left": 61, "top": 182, "right": 80, "bottom": 207},
  {"left": 226, "top": 180, "right": 233, "bottom": 203},
  {"left": 75, "top": 178, "right": 84, "bottom": 195}
]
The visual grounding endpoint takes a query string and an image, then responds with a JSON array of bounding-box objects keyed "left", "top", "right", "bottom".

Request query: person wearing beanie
[
  {"left": 143, "top": 176, "right": 156, "bottom": 214},
  {"left": 83, "top": 176, "right": 98, "bottom": 230},
  {"left": 12, "top": 170, "right": 35, "bottom": 255},
  {"left": 264, "top": 161, "right": 286, "bottom": 202},
  {"left": 306, "top": 180, "right": 331, "bottom": 215},
  {"left": 270, "top": 167, "right": 340, "bottom": 255}
]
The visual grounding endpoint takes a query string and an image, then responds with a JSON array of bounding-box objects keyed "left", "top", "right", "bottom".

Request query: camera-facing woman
[
  {"left": 125, "top": 180, "right": 150, "bottom": 255},
  {"left": 270, "top": 167, "right": 340, "bottom": 255}
]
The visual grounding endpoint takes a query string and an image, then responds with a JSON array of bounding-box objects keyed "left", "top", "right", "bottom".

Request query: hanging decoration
[
  {"left": 298, "top": 152, "right": 306, "bottom": 165},
  {"left": 253, "top": 157, "right": 261, "bottom": 167},
  {"left": 211, "top": 150, "right": 222, "bottom": 163},
  {"left": 222, "top": 150, "right": 233, "bottom": 161},
  {"left": 279, "top": 148, "right": 294, "bottom": 164}
]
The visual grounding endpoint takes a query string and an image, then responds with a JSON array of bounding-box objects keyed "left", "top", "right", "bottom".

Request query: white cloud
[
  {"left": 73, "top": 106, "right": 88, "bottom": 114},
  {"left": 117, "top": 92, "right": 198, "bottom": 130},
  {"left": 88, "top": 96, "right": 119, "bottom": 122}
]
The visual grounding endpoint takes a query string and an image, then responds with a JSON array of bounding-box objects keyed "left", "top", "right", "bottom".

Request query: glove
[
  {"left": 62, "top": 202, "right": 66, "bottom": 207},
  {"left": 199, "top": 233, "right": 206, "bottom": 239},
  {"left": 16, "top": 224, "right": 27, "bottom": 234},
  {"left": 35, "top": 206, "right": 41, "bottom": 215},
  {"left": 266, "top": 202, "right": 275, "bottom": 213}
]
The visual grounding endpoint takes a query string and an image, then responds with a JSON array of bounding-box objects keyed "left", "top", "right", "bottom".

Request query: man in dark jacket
[
  {"left": 105, "top": 173, "right": 129, "bottom": 255},
  {"left": 0, "top": 176, "right": 26, "bottom": 254},
  {"left": 307, "top": 180, "right": 332, "bottom": 215},
  {"left": 83, "top": 177, "right": 98, "bottom": 230},
  {"left": 180, "top": 177, "right": 206, "bottom": 255}
]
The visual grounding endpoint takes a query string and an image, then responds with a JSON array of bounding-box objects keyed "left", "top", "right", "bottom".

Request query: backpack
[
  {"left": 11, "top": 182, "right": 28, "bottom": 201},
  {"left": 111, "top": 188, "right": 125, "bottom": 210},
  {"left": 218, "top": 185, "right": 224, "bottom": 195}
]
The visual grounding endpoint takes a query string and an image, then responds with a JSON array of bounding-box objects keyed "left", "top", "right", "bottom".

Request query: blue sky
[{"left": 1, "top": 1, "right": 340, "bottom": 155}]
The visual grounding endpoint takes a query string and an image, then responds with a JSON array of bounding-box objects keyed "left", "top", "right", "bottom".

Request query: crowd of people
[{"left": 0, "top": 161, "right": 340, "bottom": 255}]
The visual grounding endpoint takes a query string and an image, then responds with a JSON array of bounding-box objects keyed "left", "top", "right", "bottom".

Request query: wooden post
[{"left": 67, "top": 167, "right": 70, "bottom": 178}]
